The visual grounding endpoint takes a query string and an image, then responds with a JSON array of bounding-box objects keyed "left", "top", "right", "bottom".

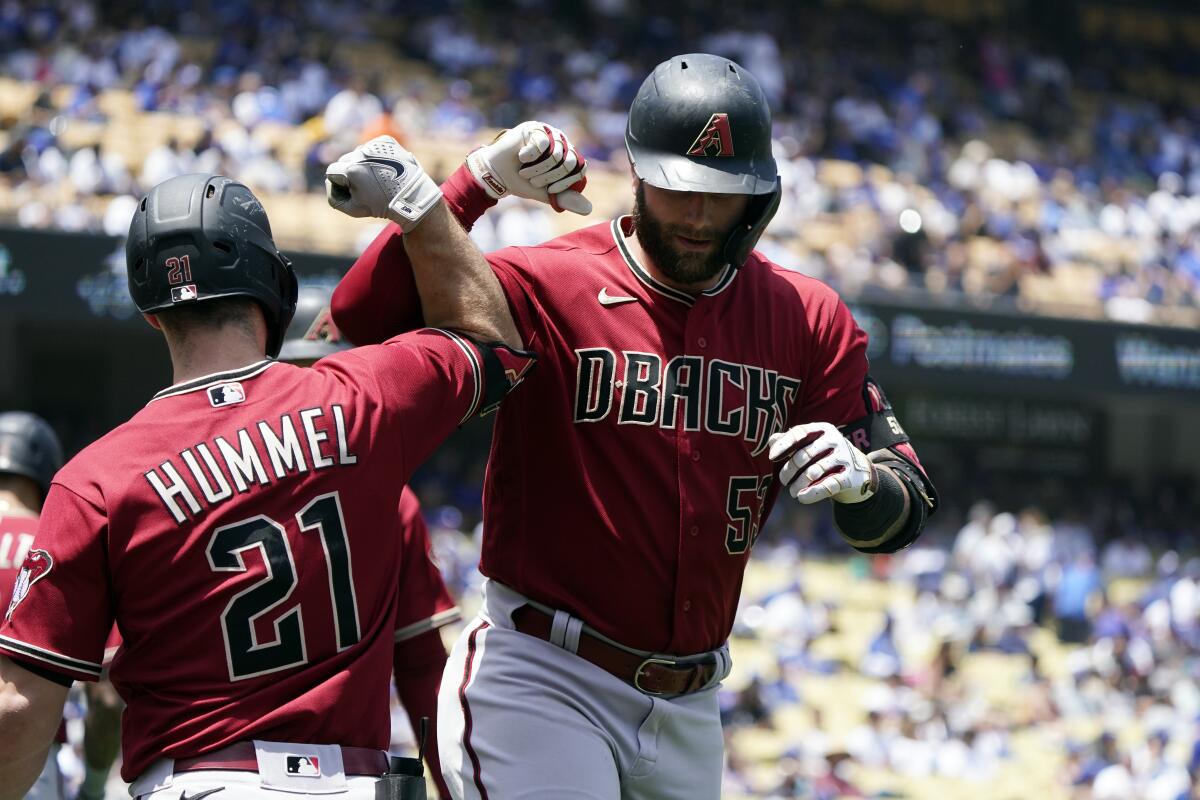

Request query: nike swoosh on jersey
[
  {"left": 598, "top": 288, "right": 638, "bottom": 306},
  {"left": 180, "top": 789, "right": 225, "bottom": 800}
]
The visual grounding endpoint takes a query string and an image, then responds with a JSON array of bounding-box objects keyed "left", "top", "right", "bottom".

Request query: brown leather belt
[
  {"left": 511, "top": 604, "right": 717, "bottom": 697},
  {"left": 174, "top": 742, "right": 388, "bottom": 776}
]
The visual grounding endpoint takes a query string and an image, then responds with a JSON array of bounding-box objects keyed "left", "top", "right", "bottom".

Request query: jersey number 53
[{"left": 725, "top": 474, "right": 772, "bottom": 555}]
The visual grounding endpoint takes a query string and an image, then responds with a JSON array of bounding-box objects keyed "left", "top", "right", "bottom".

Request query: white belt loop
[
  {"left": 549, "top": 610, "right": 585, "bottom": 654},
  {"left": 562, "top": 616, "right": 584, "bottom": 654},
  {"left": 549, "top": 610, "right": 571, "bottom": 648}
]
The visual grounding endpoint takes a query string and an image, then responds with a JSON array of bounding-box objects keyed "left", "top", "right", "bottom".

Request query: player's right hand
[
  {"left": 466, "top": 121, "right": 592, "bottom": 216},
  {"left": 325, "top": 136, "right": 442, "bottom": 232}
]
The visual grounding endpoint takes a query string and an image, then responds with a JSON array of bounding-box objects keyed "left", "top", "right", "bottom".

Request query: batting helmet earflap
[
  {"left": 0, "top": 412, "right": 64, "bottom": 498},
  {"left": 625, "top": 53, "right": 781, "bottom": 267},
  {"left": 126, "top": 174, "right": 299, "bottom": 358},
  {"left": 277, "top": 286, "right": 351, "bottom": 363}
]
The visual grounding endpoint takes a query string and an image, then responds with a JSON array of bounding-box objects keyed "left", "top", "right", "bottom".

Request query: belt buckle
[{"left": 633, "top": 657, "right": 677, "bottom": 696}]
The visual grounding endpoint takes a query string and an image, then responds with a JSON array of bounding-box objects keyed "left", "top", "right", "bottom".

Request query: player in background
[
  {"left": 277, "top": 286, "right": 459, "bottom": 799},
  {"left": 0, "top": 411, "right": 68, "bottom": 800},
  {"left": 0, "top": 412, "right": 123, "bottom": 800},
  {"left": 327, "top": 57, "right": 937, "bottom": 800},
  {"left": 0, "top": 160, "right": 532, "bottom": 799}
]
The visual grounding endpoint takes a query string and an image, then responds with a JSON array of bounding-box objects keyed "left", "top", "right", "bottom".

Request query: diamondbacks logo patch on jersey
[
  {"left": 5, "top": 548, "right": 53, "bottom": 621},
  {"left": 687, "top": 113, "right": 735, "bottom": 157},
  {"left": 208, "top": 381, "right": 246, "bottom": 407},
  {"left": 285, "top": 755, "right": 321, "bottom": 777},
  {"left": 171, "top": 284, "right": 198, "bottom": 303}
]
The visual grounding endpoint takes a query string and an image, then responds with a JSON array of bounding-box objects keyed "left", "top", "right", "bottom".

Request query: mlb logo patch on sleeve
[
  {"left": 286, "top": 755, "right": 321, "bottom": 777},
  {"left": 208, "top": 382, "right": 246, "bottom": 408}
]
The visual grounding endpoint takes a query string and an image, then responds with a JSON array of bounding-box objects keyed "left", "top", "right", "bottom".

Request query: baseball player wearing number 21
[{"left": 0, "top": 168, "right": 534, "bottom": 799}]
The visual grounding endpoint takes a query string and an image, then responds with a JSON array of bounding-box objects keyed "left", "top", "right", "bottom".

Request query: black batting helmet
[
  {"left": 126, "top": 174, "right": 299, "bottom": 358},
  {"left": 277, "top": 286, "right": 350, "bottom": 363},
  {"left": 0, "top": 412, "right": 64, "bottom": 499},
  {"left": 625, "top": 53, "right": 781, "bottom": 268}
]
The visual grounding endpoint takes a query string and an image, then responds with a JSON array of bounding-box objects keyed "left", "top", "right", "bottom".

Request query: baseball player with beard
[
  {"left": 278, "top": 286, "right": 460, "bottom": 799},
  {"left": 0, "top": 166, "right": 533, "bottom": 799},
  {"left": 327, "top": 54, "right": 938, "bottom": 799}
]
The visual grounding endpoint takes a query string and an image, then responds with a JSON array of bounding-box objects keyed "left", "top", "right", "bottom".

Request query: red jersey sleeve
[
  {"left": 799, "top": 290, "right": 871, "bottom": 427},
  {"left": 0, "top": 484, "right": 111, "bottom": 682},
  {"left": 393, "top": 490, "right": 459, "bottom": 643},
  {"left": 796, "top": 285, "right": 934, "bottom": 493},
  {"left": 326, "top": 328, "right": 534, "bottom": 480},
  {"left": 330, "top": 164, "right": 499, "bottom": 346}
]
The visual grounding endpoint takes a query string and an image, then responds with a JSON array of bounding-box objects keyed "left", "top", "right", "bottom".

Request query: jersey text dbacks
[{"left": 574, "top": 349, "right": 800, "bottom": 457}]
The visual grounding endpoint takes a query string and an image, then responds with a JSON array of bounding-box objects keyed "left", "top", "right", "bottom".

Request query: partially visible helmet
[
  {"left": 277, "top": 286, "right": 351, "bottom": 363},
  {"left": 126, "top": 173, "right": 299, "bottom": 357},
  {"left": 625, "top": 53, "right": 781, "bottom": 267},
  {"left": 0, "top": 412, "right": 64, "bottom": 498}
]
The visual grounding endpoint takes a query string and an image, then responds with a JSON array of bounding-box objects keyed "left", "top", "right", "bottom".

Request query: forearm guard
[{"left": 834, "top": 452, "right": 937, "bottom": 554}]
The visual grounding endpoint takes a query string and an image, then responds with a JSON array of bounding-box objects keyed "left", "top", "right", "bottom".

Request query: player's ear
[{"left": 142, "top": 313, "right": 162, "bottom": 331}]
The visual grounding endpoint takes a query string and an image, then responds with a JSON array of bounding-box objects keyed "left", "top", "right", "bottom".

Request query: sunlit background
[{"left": 2, "top": 1, "right": 1200, "bottom": 797}]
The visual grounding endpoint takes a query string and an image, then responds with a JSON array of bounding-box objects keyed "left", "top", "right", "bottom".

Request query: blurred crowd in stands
[{"left": 2, "top": 0, "right": 1200, "bottom": 324}]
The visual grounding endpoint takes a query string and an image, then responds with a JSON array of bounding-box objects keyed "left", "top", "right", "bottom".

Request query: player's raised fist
[
  {"left": 325, "top": 136, "right": 442, "bottom": 232},
  {"left": 466, "top": 121, "right": 592, "bottom": 215},
  {"left": 768, "top": 422, "right": 879, "bottom": 505}
]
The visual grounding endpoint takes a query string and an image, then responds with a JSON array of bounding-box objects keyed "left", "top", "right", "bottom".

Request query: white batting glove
[
  {"left": 325, "top": 136, "right": 442, "bottom": 232},
  {"left": 768, "top": 422, "right": 879, "bottom": 505},
  {"left": 466, "top": 121, "right": 592, "bottom": 215}
]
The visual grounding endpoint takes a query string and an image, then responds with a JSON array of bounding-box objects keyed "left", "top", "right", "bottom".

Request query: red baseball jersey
[
  {"left": 393, "top": 487, "right": 459, "bottom": 644},
  {"left": 0, "top": 329, "right": 528, "bottom": 781},
  {"left": 332, "top": 173, "right": 929, "bottom": 656},
  {"left": 0, "top": 513, "right": 38, "bottom": 620}
]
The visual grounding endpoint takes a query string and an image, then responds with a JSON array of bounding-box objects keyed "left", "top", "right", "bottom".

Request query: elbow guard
[{"left": 470, "top": 337, "right": 537, "bottom": 417}]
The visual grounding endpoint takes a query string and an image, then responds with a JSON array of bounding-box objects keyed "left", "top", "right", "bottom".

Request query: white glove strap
[
  {"left": 386, "top": 170, "right": 441, "bottom": 231},
  {"left": 466, "top": 147, "right": 507, "bottom": 200}
]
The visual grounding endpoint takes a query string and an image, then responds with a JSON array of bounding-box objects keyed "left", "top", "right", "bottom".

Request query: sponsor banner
[
  {"left": 2, "top": 227, "right": 1197, "bottom": 397},
  {"left": 847, "top": 303, "right": 1200, "bottom": 397}
]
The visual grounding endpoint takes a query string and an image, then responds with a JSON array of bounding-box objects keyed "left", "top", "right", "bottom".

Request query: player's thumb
[{"left": 551, "top": 190, "right": 592, "bottom": 216}]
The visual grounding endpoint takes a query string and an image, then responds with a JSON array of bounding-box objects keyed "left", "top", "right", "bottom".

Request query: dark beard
[{"left": 631, "top": 182, "right": 730, "bottom": 286}]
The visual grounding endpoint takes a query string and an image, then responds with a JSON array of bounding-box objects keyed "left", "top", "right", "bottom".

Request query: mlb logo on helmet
[
  {"left": 5, "top": 549, "right": 53, "bottom": 622},
  {"left": 285, "top": 755, "right": 321, "bottom": 777},
  {"left": 171, "top": 284, "right": 198, "bottom": 303},
  {"left": 208, "top": 382, "right": 246, "bottom": 408}
]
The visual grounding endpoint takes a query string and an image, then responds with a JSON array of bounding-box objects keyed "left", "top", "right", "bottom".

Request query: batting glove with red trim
[{"left": 465, "top": 121, "right": 591, "bottom": 215}]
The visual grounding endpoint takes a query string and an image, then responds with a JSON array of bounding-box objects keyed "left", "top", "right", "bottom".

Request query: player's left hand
[
  {"left": 768, "top": 422, "right": 879, "bottom": 505},
  {"left": 466, "top": 121, "right": 592, "bottom": 215}
]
